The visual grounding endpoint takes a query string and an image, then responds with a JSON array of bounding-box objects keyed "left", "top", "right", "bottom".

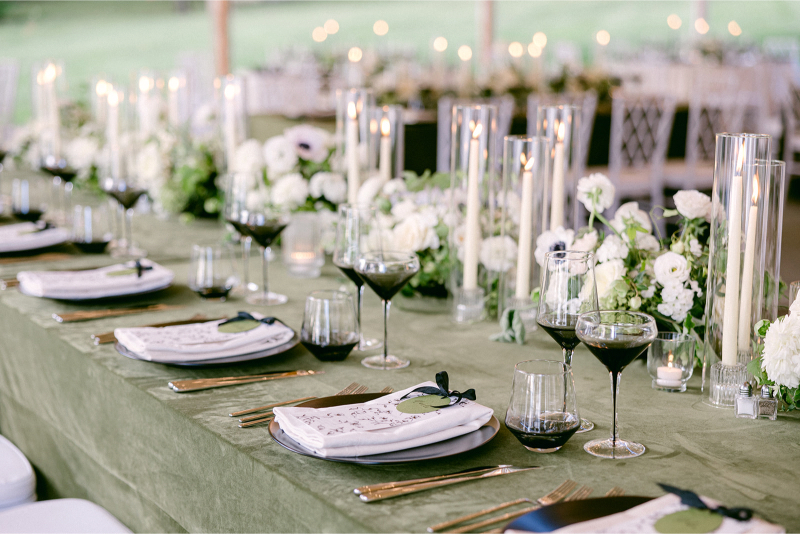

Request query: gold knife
[
  {"left": 358, "top": 466, "right": 542, "bottom": 503},
  {"left": 91, "top": 314, "right": 221, "bottom": 345},
  {"left": 169, "top": 370, "right": 324, "bottom": 393},
  {"left": 53, "top": 303, "right": 184, "bottom": 323},
  {"left": 0, "top": 252, "right": 73, "bottom": 265}
]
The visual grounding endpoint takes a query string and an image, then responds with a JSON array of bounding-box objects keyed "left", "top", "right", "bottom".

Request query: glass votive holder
[
  {"left": 71, "top": 205, "right": 113, "bottom": 254},
  {"left": 790, "top": 280, "right": 800, "bottom": 306},
  {"left": 646, "top": 332, "right": 695, "bottom": 392},
  {"left": 452, "top": 287, "right": 486, "bottom": 324},
  {"left": 505, "top": 297, "right": 538, "bottom": 333},
  {"left": 188, "top": 244, "right": 239, "bottom": 301},
  {"left": 282, "top": 212, "right": 324, "bottom": 278}
]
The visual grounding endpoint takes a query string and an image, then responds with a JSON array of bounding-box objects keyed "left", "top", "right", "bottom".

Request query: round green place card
[
  {"left": 396, "top": 395, "right": 451, "bottom": 414},
  {"left": 654, "top": 509, "right": 724, "bottom": 534},
  {"left": 217, "top": 320, "right": 261, "bottom": 334}
]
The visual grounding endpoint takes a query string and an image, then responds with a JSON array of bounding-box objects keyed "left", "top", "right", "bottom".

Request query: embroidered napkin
[
  {"left": 273, "top": 382, "right": 493, "bottom": 457},
  {"left": 0, "top": 222, "right": 70, "bottom": 253},
  {"left": 17, "top": 260, "right": 174, "bottom": 300},
  {"left": 114, "top": 312, "right": 294, "bottom": 363},
  {"left": 507, "top": 494, "right": 783, "bottom": 534}
]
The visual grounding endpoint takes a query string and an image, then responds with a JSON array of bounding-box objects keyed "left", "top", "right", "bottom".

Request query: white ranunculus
[
  {"left": 135, "top": 142, "right": 166, "bottom": 192},
  {"left": 635, "top": 233, "right": 660, "bottom": 253},
  {"left": 391, "top": 199, "right": 417, "bottom": 221},
  {"left": 534, "top": 226, "right": 575, "bottom": 267},
  {"left": 480, "top": 235, "right": 517, "bottom": 272},
  {"left": 357, "top": 176, "right": 384, "bottom": 205},
  {"left": 576, "top": 173, "right": 615, "bottom": 213},
  {"left": 270, "top": 173, "right": 308, "bottom": 209},
  {"left": 761, "top": 315, "right": 800, "bottom": 389},
  {"left": 674, "top": 190, "right": 712, "bottom": 221},
  {"left": 572, "top": 229, "right": 598, "bottom": 253},
  {"left": 284, "top": 125, "right": 331, "bottom": 163},
  {"left": 596, "top": 234, "right": 629, "bottom": 263},
  {"left": 595, "top": 259, "right": 625, "bottom": 298},
  {"left": 263, "top": 135, "right": 298, "bottom": 177},
  {"left": 653, "top": 251, "right": 690, "bottom": 286},
  {"left": 393, "top": 214, "right": 439, "bottom": 253},
  {"left": 233, "top": 139, "right": 265, "bottom": 174},
  {"left": 611, "top": 201, "right": 652, "bottom": 234},
  {"left": 382, "top": 178, "right": 407, "bottom": 197},
  {"left": 64, "top": 136, "right": 99, "bottom": 173}
]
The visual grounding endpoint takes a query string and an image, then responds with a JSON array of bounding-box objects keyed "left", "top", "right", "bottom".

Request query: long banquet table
[{"left": 0, "top": 178, "right": 798, "bottom": 532}]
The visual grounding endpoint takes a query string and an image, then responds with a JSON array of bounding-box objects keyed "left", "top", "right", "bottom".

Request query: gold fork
[
  {"left": 428, "top": 480, "right": 577, "bottom": 533},
  {"left": 563, "top": 485, "right": 593, "bottom": 502},
  {"left": 605, "top": 487, "right": 625, "bottom": 497}
]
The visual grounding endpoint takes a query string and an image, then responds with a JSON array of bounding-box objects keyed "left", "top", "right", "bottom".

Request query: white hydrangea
[
  {"left": 761, "top": 314, "right": 800, "bottom": 389},
  {"left": 534, "top": 226, "right": 575, "bottom": 267},
  {"left": 309, "top": 172, "right": 346, "bottom": 204},
  {"left": 263, "top": 135, "right": 298, "bottom": 177},
  {"left": 595, "top": 259, "right": 625, "bottom": 299},
  {"left": 657, "top": 281, "right": 696, "bottom": 322},
  {"left": 635, "top": 233, "right": 660, "bottom": 253},
  {"left": 391, "top": 199, "right": 417, "bottom": 221},
  {"left": 270, "top": 173, "right": 308, "bottom": 209},
  {"left": 641, "top": 284, "right": 656, "bottom": 299},
  {"left": 674, "top": 190, "right": 712, "bottom": 221},
  {"left": 572, "top": 229, "right": 598, "bottom": 253},
  {"left": 480, "top": 235, "right": 518, "bottom": 272},
  {"left": 64, "top": 136, "right": 99, "bottom": 175},
  {"left": 576, "top": 173, "right": 615, "bottom": 213},
  {"left": 135, "top": 142, "right": 166, "bottom": 193},
  {"left": 689, "top": 238, "right": 703, "bottom": 257},
  {"left": 357, "top": 176, "right": 384, "bottom": 206},
  {"left": 653, "top": 252, "right": 690, "bottom": 286},
  {"left": 233, "top": 139, "right": 265, "bottom": 175},
  {"left": 596, "top": 235, "right": 629, "bottom": 263}
]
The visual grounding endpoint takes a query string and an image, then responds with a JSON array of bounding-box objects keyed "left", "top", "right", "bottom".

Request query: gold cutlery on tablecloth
[
  {"left": 358, "top": 466, "right": 543, "bottom": 503},
  {"left": 91, "top": 314, "right": 220, "bottom": 345},
  {"left": 53, "top": 303, "right": 184, "bottom": 323},
  {"left": 356, "top": 465, "right": 519, "bottom": 496},
  {"left": 604, "top": 486, "right": 625, "bottom": 497},
  {"left": 168, "top": 369, "right": 324, "bottom": 393},
  {"left": 428, "top": 479, "right": 577, "bottom": 533},
  {"left": 0, "top": 252, "right": 72, "bottom": 265},
  {"left": 563, "top": 485, "right": 593, "bottom": 502}
]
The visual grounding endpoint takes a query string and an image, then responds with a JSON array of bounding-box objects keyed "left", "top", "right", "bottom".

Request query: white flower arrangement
[{"left": 750, "top": 295, "right": 800, "bottom": 411}]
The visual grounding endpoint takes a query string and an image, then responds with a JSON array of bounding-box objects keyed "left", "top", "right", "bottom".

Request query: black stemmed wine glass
[
  {"left": 223, "top": 172, "right": 257, "bottom": 295},
  {"left": 576, "top": 310, "right": 657, "bottom": 459},
  {"left": 355, "top": 251, "right": 419, "bottom": 370},
  {"left": 244, "top": 208, "right": 289, "bottom": 306},
  {"left": 332, "top": 204, "right": 382, "bottom": 352},
  {"left": 537, "top": 250, "right": 598, "bottom": 433},
  {"left": 102, "top": 176, "right": 147, "bottom": 258}
]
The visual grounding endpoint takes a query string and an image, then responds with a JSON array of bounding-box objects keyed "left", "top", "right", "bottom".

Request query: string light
[
  {"left": 508, "top": 42, "right": 523, "bottom": 58},
  {"left": 324, "top": 19, "right": 339, "bottom": 34},
  {"left": 373, "top": 20, "right": 388, "bottom": 36},
  {"left": 728, "top": 20, "right": 742, "bottom": 36},
  {"left": 457, "top": 45, "right": 472, "bottom": 61},
  {"left": 596, "top": 30, "right": 610, "bottom": 46},
  {"left": 312, "top": 26, "right": 327, "bottom": 42},
  {"left": 433, "top": 36, "right": 448, "bottom": 52},
  {"left": 667, "top": 14, "right": 682, "bottom": 30},
  {"left": 532, "top": 32, "right": 547, "bottom": 48}
]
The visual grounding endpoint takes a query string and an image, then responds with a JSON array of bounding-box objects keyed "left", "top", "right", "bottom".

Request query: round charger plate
[
  {"left": 269, "top": 393, "right": 501, "bottom": 464},
  {"left": 0, "top": 228, "right": 70, "bottom": 254},
  {"left": 505, "top": 496, "right": 653, "bottom": 532},
  {"left": 114, "top": 332, "right": 300, "bottom": 367},
  {"left": 18, "top": 281, "right": 173, "bottom": 302}
]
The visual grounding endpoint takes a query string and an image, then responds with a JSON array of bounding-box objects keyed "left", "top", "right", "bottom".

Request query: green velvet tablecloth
[{"left": 0, "top": 179, "right": 798, "bottom": 532}]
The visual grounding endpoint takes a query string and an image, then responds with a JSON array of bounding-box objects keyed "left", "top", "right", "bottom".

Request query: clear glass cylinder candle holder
[
  {"left": 33, "top": 60, "right": 65, "bottom": 170},
  {"left": 282, "top": 212, "right": 325, "bottom": 278},
  {"left": 535, "top": 105, "right": 581, "bottom": 231},
  {"left": 647, "top": 332, "right": 695, "bottom": 392},
  {"left": 135, "top": 69, "right": 159, "bottom": 138},
  {"left": 702, "top": 133, "right": 772, "bottom": 406},
  {"left": 790, "top": 281, "right": 800, "bottom": 306},
  {"left": 498, "top": 135, "right": 550, "bottom": 330},
  {"left": 165, "top": 71, "right": 190, "bottom": 129},
  {"left": 447, "top": 104, "right": 499, "bottom": 324},
  {"left": 366, "top": 104, "right": 404, "bottom": 182},
  {"left": 335, "top": 88, "right": 375, "bottom": 205},
  {"left": 219, "top": 75, "right": 246, "bottom": 173},
  {"left": 758, "top": 160, "right": 786, "bottom": 324}
]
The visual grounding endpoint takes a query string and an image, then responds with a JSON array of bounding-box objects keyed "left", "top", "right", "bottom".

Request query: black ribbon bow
[
  {"left": 219, "top": 311, "right": 277, "bottom": 327},
  {"left": 658, "top": 484, "right": 753, "bottom": 522},
  {"left": 400, "top": 371, "right": 476, "bottom": 408},
  {"left": 130, "top": 260, "right": 153, "bottom": 278}
]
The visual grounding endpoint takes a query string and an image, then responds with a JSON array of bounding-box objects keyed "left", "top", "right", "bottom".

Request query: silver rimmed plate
[
  {"left": 18, "top": 281, "right": 173, "bottom": 302},
  {"left": 269, "top": 393, "right": 500, "bottom": 464},
  {"left": 114, "top": 331, "right": 300, "bottom": 367}
]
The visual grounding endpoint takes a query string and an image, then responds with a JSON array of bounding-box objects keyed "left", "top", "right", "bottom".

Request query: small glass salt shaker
[
  {"left": 758, "top": 385, "right": 778, "bottom": 420},
  {"left": 734, "top": 383, "right": 757, "bottom": 419}
]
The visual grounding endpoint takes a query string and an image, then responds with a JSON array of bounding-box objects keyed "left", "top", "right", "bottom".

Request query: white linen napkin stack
[
  {"left": 273, "top": 382, "right": 494, "bottom": 457},
  {"left": 17, "top": 260, "right": 174, "bottom": 300},
  {"left": 0, "top": 222, "right": 70, "bottom": 253},
  {"left": 114, "top": 313, "right": 295, "bottom": 363}
]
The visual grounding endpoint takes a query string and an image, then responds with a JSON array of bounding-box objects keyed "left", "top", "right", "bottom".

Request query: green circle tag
[
  {"left": 217, "top": 320, "right": 261, "bottom": 334},
  {"left": 396, "top": 395, "right": 452, "bottom": 414},
  {"left": 654, "top": 509, "right": 724, "bottom": 534}
]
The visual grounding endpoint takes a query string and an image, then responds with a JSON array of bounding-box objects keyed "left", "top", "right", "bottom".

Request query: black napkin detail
[
  {"left": 658, "top": 484, "right": 753, "bottom": 521},
  {"left": 219, "top": 311, "right": 277, "bottom": 327},
  {"left": 400, "top": 371, "right": 476, "bottom": 408},
  {"left": 130, "top": 260, "right": 153, "bottom": 278}
]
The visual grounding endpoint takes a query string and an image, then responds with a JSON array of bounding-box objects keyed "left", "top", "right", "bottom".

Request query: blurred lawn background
[{"left": 2, "top": 0, "right": 800, "bottom": 123}]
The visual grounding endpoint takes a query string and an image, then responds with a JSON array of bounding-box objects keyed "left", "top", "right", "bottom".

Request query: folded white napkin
[
  {"left": 17, "top": 260, "right": 174, "bottom": 300},
  {"left": 0, "top": 222, "right": 70, "bottom": 253},
  {"left": 114, "top": 312, "right": 295, "bottom": 363},
  {"left": 520, "top": 494, "right": 783, "bottom": 534},
  {"left": 273, "top": 382, "right": 494, "bottom": 457}
]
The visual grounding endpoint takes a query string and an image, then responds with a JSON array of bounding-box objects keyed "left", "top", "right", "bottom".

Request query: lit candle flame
[
  {"left": 107, "top": 89, "right": 119, "bottom": 107},
  {"left": 95, "top": 80, "right": 108, "bottom": 97},
  {"left": 735, "top": 141, "right": 746, "bottom": 176},
  {"left": 168, "top": 77, "right": 180, "bottom": 92},
  {"left": 520, "top": 152, "right": 534, "bottom": 171},
  {"left": 42, "top": 63, "right": 57, "bottom": 84},
  {"left": 370, "top": 119, "right": 378, "bottom": 135},
  {"left": 667, "top": 351, "right": 674, "bottom": 367},
  {"left": 138, "top": 76, "right": 151, "bottom": 93},
  {"left": 347, "top": 101, "right": 357, "bottom": 120},
  {"left": 752, "top": 173, "right": 760, "bottom": 204},
  {"left": 380, "top": 117, "right": 391, "bottom": 137},
  {"left": 471, "top": 122, "right": 483, "bottom": 139},
  {"left": 224, "top": 83, "right": 236, "bottom": 100},
  {"left": 557, "top": 121, "right": 566, "bottom": 142}
]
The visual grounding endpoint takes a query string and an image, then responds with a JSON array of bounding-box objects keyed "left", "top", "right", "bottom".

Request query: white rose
[
  {"left": 263, "top": 135, "right": 298, "bottom": 177},
  {"left": 391, "top": 199, "right": 417, "bottom": 221},
  {"left": 596, "top": 234, "right": 629, "bottom": 263},
  {"left": 653, "top": 251, "right": 690, "bottom": 286},
  {"left": 761, "top": 315, "right": 800, "bottom": 389},
  {"left": 534, "top": 226, "right": 575, "bottom": 266},
  {"left": 595, "top": 259, "right": 625, "bottom": 298},
  {"left": 576, "top": 173, "right": 615, "bottom": 213},
  {"left": 393, "top": 214, "right": 438, "bottom": 252},
  {"left": 233, "top": 139, "right": 265, "bottom": 174},
  {"left": 674, "top": 190, "right": 712, "bottom": 221},
  {"left": 611, "top": 201, "right": 652, "bottom": 234},
  {"left": 357, "top": 176, "right": 384, "bottom": 205},
  {"left": 270, "top": 173, "right": 308, "bottom": 209},
  {"left": 480, "top": 235, "right": 518, "bottom": 272},
  {"left": 572, "top": 229, "right": 598, "bottom": 253}
]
